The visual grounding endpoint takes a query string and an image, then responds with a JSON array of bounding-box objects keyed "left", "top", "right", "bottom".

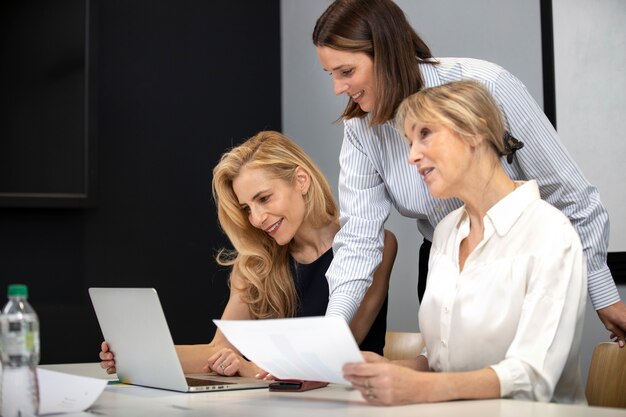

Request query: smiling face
[
  {"left": 316, "top": 46, "right": 376, "bottom": 112},
  {"left": 232, "top": 165, "right": 310, "bottom": 246},
  {"left": 404, "top": 117, "right": 475, "bottom": 200}
]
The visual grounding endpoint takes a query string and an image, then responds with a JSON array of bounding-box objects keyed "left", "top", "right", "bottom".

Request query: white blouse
[{"left": 418, "top": 180, "right": 587, "bottom": 403}]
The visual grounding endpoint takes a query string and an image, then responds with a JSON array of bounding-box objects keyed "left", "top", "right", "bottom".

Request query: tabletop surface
[{"left": 40, "top": 363, "right": 626, "bottom": 417}]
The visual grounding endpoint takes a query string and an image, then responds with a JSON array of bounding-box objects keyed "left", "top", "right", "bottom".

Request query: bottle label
[
  {"left": 25, "top": 329, "right": 35, "bottom": 352},
  {"left": 0, "top": 315, "right": 39, "bottom": 363}
]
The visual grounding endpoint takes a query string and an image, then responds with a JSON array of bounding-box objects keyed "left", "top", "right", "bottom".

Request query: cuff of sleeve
[
  {"left": 490, "top": 360, "right": 532, "bottom": 399},
  {"left": 326, "top": 294, "right": 360, "bottom": 323},
  {"left": 588, "top": 267, "right": 621, "bottom": 310}
]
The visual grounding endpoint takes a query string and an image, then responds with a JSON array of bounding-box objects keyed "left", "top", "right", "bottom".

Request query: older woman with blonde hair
[
  {"left": 343, "top": 81, "right": 587, "bottom": 405},
  {"left": 100, "top": 131, "right": 396, "bottom": 377},
  {"left": 312, "top": 0, "right": 625, "bottom": 345}
]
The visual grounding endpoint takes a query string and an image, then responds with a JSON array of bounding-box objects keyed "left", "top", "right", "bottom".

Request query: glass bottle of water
[{"left": 0, "top": 284, "right": 40, "bottom": 417}]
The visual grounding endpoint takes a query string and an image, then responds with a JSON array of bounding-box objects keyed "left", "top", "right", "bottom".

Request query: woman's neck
[
  {"left": 457, "top": 162, "right": 516, "bottom": 272},
  {"left": 460, "top": 162, "right": 516, "bottom": 224},
  {"left": 290, "top": 221, "right": 339, "bottom": 264}
]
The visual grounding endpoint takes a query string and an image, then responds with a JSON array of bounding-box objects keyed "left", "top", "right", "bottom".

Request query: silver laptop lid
[
  {"left": 89, "top": 287, "right": 190, "bottom": 392},
  {"left": 89, "top": 287, "right": 270, "bottom": 393}
]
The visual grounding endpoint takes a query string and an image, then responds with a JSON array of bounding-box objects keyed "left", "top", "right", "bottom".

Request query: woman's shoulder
[
  {"left": 425, "top": 57, "right": 510, "bottom": 86},
  {"left": 497, "top": 185, "right": 583, "bottom": 256},
  {"left": 343, "top": 117, "right": 402, "bottom": 147},
  {"left": 525, "top": 198, "right": 580, "bottom": 241}
]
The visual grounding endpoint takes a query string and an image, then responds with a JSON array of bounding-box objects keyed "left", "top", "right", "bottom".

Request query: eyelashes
[
  {"left": 341, "top": 69, "right": 354, "bottom": 77},
  {"left": 328, "top": 68, "right": 354, "bottom": 78}
]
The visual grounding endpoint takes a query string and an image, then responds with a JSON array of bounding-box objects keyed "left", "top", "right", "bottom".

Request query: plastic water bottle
[{"left": 0, "top": 284, "right": 40, "bottom": 417}]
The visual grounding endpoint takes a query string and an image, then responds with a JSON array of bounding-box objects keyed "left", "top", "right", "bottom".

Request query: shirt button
[
  {"left": 444, "top": 307, "right": 450, "bottom": 314},
  {"left": 441, "top": 340, "right": 447, "bottom": 347}
]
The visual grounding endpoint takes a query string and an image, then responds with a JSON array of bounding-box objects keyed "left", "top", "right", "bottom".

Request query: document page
[
  {"left": 37, "top": 368, "right": 107, "bottom": 415},
  {"left": 214, "top": 316, "right": 363, "bottom": 384}
]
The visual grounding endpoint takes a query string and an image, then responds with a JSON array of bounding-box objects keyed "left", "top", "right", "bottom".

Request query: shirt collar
[{"left": 456, "top": 180, "right": 541, "bottom": 237}]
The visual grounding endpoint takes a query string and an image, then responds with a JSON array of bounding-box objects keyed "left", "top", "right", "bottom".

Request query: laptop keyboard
[{"left": 186, "top": 377, "right": 234, "bottom": 387}]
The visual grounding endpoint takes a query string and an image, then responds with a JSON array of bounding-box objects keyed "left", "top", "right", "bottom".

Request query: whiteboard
[{"left": 553, "top": 0, "right": 626, "bottom": 251}]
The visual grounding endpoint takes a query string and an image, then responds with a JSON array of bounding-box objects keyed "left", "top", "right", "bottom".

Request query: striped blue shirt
[{"left": 326, "top": 57, "right": 617, "bottom": 321}]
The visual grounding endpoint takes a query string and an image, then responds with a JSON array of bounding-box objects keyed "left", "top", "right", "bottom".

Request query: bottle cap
[{"left": 8, "top": 284, "right": 28, "bottom": 297}]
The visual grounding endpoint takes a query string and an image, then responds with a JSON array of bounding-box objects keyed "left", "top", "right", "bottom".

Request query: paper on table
[
  {"left": 37, "top": 368, "right": 108, "bottom": 415},
  {"left": 214, "top": 316, "right": 363, "bottom": 384}
]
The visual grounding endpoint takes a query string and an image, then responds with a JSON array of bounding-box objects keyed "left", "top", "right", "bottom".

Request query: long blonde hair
[{"left": 212, "top": 131, "right": 337, "bottom": 319}]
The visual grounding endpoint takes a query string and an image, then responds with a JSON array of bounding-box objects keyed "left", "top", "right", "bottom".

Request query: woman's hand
[
  {"left": 203, "top": 347, "right": 268, "bottom": 378},
  {"left": 99, "top": 341, "right": 117, "bottom": 375},
  {"left": 253, "top": 371, "right": 276, "bottom": 381},
  {"left": 343, "top": 351, "right": 430, "bottom": 405},
  {"left": 204, "top": 348, "right": 243, "bottom": 376},
  {"left": 597, "top": 301, "right": 626, "bottom": 347},
  {"left": 360, "top": 351, "right": 389, "bottom": 364}
]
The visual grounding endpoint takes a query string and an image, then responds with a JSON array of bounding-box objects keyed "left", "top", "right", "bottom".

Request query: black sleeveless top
[{"left": 290, "top": 248, "right": 387, "bottom": 355}]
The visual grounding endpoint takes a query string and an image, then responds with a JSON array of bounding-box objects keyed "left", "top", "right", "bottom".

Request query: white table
[{"left": 40, "top": 363, "right": 626, "bottom": 417}]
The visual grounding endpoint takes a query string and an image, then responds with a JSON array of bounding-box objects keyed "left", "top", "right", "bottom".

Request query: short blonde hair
[{"left": 396, "top": 80, "right": 507, "bottom": 156}]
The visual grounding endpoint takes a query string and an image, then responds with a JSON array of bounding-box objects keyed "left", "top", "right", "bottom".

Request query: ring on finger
[
  {"left": 366, "top": 387, "right": 376, "bottom": 399},
  {"left": 219, "top": 363, "right": 226, "bottom": 370},
  {"left": 364, "top": 378, "right": 370, "bottom": 389}
]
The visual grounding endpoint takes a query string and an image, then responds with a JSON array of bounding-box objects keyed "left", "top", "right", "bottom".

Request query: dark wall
[{"left": 0, "top": 0, "right": 281, "bottom": 364}]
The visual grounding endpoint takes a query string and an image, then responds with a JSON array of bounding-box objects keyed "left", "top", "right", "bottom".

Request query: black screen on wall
[{"left": 0, "top": 0, "right": 90, "bottom": 205}]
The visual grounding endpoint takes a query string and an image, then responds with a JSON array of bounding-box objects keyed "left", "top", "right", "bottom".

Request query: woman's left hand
[
  {"left": 343, "top": 353, "right": 432, "bottom": 405},
  {"left": 204, "top": 348, "right": 243, "bottom": 376}
]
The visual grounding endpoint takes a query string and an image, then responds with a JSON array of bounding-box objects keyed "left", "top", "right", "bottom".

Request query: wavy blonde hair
[{"left": 212, "top": 131, "right": 338, "bottom": 319}]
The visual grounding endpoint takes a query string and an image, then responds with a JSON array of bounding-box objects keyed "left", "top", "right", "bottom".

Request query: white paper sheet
[
  {"left": 214, "top": 316, "right": 363, "bottom": 384},
  {"left": 37, "top": 368, "right": 108, "bottom": 415}
]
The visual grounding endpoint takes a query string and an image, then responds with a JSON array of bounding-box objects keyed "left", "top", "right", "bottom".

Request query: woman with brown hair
[{"left": 312, "top": 0, "right": 625, "bottom": 345}]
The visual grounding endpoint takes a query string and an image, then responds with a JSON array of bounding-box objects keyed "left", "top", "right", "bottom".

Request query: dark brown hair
[{"left": 312, "top": 0, "right": 435, "bottom": 125}]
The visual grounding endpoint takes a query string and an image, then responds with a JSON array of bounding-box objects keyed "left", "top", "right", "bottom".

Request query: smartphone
[{"left": 268, "top": 380, "right": 328, "bottom": 392}]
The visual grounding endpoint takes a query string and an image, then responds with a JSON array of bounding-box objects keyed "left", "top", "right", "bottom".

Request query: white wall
[{"left": 553, "top": 0, "right": 626, "bottom": 251}]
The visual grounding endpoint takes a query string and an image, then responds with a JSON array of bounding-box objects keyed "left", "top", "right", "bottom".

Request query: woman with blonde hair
[
  {"left": 312, "top": 0, "right": 625, "bottom": 343},
  {"left": 343, "top": 81, "right": 586, "bottom": 405},
  {"left": 99, "top": 131, "right": 396, "bottom": 377}
]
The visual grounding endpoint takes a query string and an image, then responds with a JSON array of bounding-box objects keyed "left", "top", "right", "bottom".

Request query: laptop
[{"left": 89, "top": 287, "right": 271, "bottom": 393}]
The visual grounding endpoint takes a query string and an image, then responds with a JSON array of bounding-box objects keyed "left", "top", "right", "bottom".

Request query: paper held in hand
[{"left": 213, "top": 316, "right": 364, "bottom": 384}]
